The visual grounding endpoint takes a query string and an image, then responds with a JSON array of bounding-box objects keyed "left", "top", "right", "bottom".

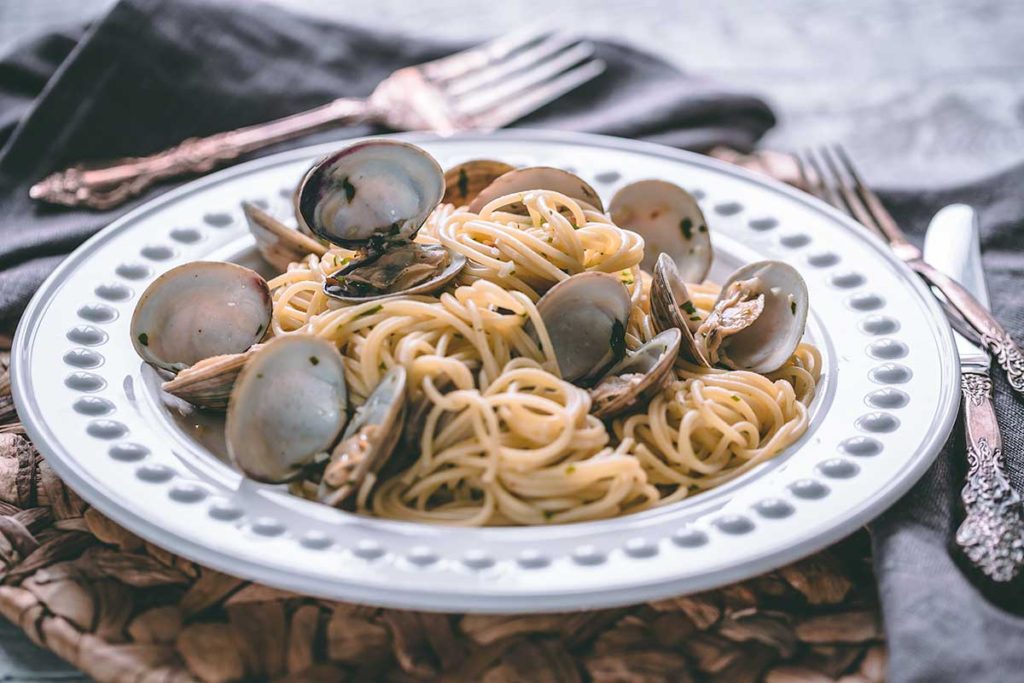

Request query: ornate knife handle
[
  {"left": 955, "top": 372, "right": 1024, "bottom": 582},
  {"left": 913, "top": 260, "right": 1024, "bottom": 395},
  {"left": 29, "top": 98, "right": 369, "bottom": 210}
]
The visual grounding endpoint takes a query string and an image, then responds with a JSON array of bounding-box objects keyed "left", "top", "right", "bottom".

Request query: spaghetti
[{"left": 270, "top": 189, "right": 820, "bottom": 526}]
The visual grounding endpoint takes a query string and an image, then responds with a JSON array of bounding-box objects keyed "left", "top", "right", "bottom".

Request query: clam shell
[
  {"left": 610, "top": 179, "right": 711, "bottom": 281},
  {"left": 533, "top": 272, "right": 632, "bottom": 383},
  {"left": 162, "top": 346, "right": 259, "bottom": 411},
  {"left": 226, "top": 336, "right": 348, "bottom": 484},
  {"left": 650, "top": 253, "right": 710, "bottom": 366},
  {"left": 130, "top": 262, "right": 271, "bottom": 373},
  {"left": 442, "top": 159, "right": 515, "bottom": 207},
  {"left": 467, "top": 166, "right": 604, "bottom": 214},
  {"left": 242, "top": 201, "right": 326, "bottom": 271},
  {"left": 319, "top": 366, "right": 408, "bottom": 509},
  {"left": 322, "top": 243, "right": 466, "bottom": 303},
  {"left": 698, "top": 260, "right": 809, "bottom": 373},
  {"left": 590, "top": 327, "right": 681, "bottom": 419},
  {"left": 296, "top": 140, "right": 444, "bottom": 249}
]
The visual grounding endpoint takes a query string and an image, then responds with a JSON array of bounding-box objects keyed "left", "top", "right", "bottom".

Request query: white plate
[{"left": 11, "top": 131, "right": 958, "bottom": 613}]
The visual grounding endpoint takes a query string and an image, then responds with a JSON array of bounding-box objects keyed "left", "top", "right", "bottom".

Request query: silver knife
[{"left": 924, "top": 204, "right": 1024, "bottom": 582}]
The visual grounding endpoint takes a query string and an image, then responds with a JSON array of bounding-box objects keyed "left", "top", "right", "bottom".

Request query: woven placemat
[{"left": 0, "top": 350, "right": 886, "bottom": 683}]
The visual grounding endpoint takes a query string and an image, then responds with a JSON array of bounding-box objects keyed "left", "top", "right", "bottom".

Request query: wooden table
[{"left": 1, "top": 0, "right": 1021, "bottom": 679}]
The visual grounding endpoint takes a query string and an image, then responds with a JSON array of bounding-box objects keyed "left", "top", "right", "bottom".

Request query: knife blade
[
  {"left": 923, "top": 205, "right": 990, "bottom": 371},
  {"left": 924, "top": 204, "right": 1024, "bottom": 582}
]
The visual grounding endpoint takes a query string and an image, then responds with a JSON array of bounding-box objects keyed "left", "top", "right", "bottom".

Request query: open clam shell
[
  {"left": 162, "top": 346, "right": 259, "bottom": 411},
  {"left": 243, "top": 201, "right": 327, "bottom": 271},
  {"left": 319, "top": 366, "right": 408, "bottom": 509},
  {"left": 590, "top": 327, "right": 681, "bottom": 419},
  {"left": 323, "top": 242, "right": 466, "bottom": 303},
  {"left": 443, "top": 159, "right": 515, "bottom": 207},
  {"left": 610, "top": 179, "right": 711, "bottom": 281},
  {"left": 650, "top": 253, "right": 710, "bottom": 366},
  {"left": 130, "top": 262, "right": 271, "bottom": 373},
  {"left": 467, "top": 166, "right": 604, "bottom": 214},
  {"left": 296, "top": 140, "right": 444, "bottom": 249},
  {"left": 226, "top": 336, "right": 349, "bottom": 484},
  {"left": 532, "top": 272, "right": 632, "bottom": 383},
  {"left": 696, "top": 260, "right": 809, "bottom": 373}
]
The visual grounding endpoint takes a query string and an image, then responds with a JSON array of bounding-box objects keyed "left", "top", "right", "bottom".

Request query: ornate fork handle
[
  {"left": 912, "top": 259, "right": 1024, "bottom": 395},
  {"left": 29, "top": 98, "right": 369, "bottom": 210},
  {"left": 955, "top": 373, "right": 1024, "bottom": 582}
]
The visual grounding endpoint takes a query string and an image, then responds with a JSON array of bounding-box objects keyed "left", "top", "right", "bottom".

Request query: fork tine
[
  {"left": 455, "top": 42, "right": 598, "bottom": 117},
  {"left": 470, "top": 59, "right": 606, "bottom": 130},
  {"left": 818, "top": 146, "right": 885, "bottom": 238},
  {"left": 444, "top": 32, "right": 583, "bottom": 97},
  {"left": 418, "top": 27, "right": 550, "bottom": 82},
  {"left": 800, "top": 148, "right": 844, "bottom": 210},
  {"left": 832, "top": 144, "right": 905, "bottom": 244},
  {"left": 793, "top": 150, "right": 830, "bottom": 205}
]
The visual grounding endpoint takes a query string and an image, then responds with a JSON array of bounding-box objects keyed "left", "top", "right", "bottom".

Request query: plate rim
[{"left": 11, "top": 129, "right": 959, "bottom": 612}]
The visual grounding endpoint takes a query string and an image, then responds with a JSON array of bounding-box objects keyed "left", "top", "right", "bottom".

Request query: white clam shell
[
  {"left": 226, "top": 336, "right": 349, "bottom": 484},
  {"left": 610, "top": 179, "right": 711, "bottom": 281},
  {"left": 467, "top": 166, "right": 604, "bottom": 214},
  {"left": 533, "top": 272, "right": 632, "bottom": 383},
  {"left": 296, "top": 140, "right": 444, "bottom": 248},
  {"left": 130, "top": 261, "right": 271, "bottom": 373},
  {"left": 700, "top": 260, "right": 809, "bottom": 373}
]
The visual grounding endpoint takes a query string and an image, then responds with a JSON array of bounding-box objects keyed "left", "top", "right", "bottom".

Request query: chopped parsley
[
  {"left": 791, "top": 300, "right": 797, "bottom": 315},
  {"left": 566, "top": 465, "right": 577, "bottom": 474},
  {"left": 681, "top": 300, "right": 697, "bottom": 315},
  {"left": 309, "top": 356, "right": 320, "bottom": 366},
  {"left": 680, "top": 217, "right": 694, "bottom": 240},
  {"left": 731, "top": 395, "right": 741, "bottom": 402},
  {"left": 256, "top": 323, "right": 264, "bottom": 337},
  {"left": 341, "top": 176, "right": 356, "bottom": 202},
  {"left": 358, "top": 304, "right": 384, "bottom": 318},
  {"left": 137, "top": 332, "right": 149, "bottom": 347},
  {"left": 457, "top": 168, "right": 469, "bottom": 198}
]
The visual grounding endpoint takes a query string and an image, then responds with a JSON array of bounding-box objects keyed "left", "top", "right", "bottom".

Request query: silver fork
[
  {"left": 29, "top": 28, "right": 605, "bottom": 211},
  {"left": 795, "top": 145, "right": 1024, "bottom": 397}
]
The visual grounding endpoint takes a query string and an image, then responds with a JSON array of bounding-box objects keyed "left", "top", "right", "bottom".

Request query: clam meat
[
  {"left": 319, "top": 366, "right": 407, "bottom": 508},
  {"left": 590, "top": 327, "right": 681, "bottom": 419},
  {"left": 695, "top": 260, "right": 808, "bottom": 373},
  {"left": 324, "top": 242, "right": 466, "bottom": 302}
]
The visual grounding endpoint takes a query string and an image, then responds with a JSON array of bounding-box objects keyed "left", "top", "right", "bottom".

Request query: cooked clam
[
  {"left": 243, "top": 201, "right": 326, "bottom": 271},
  {"left": 532, "top": 272, "right": 632, "bottom": 383},
  {"left": 131, "top": 262, "right": 272, "bottom": 373},
  {"left": 443, "top": 159, "right": 515, "bottom": 207},
  {"left": 695, "top": 260, "right": 809, "bottom": 373},
  {"left": 610, "top": 179, "right": 711, "bottom": 281},
  {"left": 324, "top": 242, "right": 466, "bottom": 302},
  {"left": 162, "top": 346, "right": 258, "bottom": 410},
  {"left": 467, "top": 166, "right": 604, "bottom": 214},
  {"left": 226, "top": 336, "right": 348, "bottom": 484},
  {"left": 650, "top": 253, "right": 710, "bottom": 366},
  {"left": 296, "top": 140, "right": 444, "bottom": 249},
  {"left": 319, "top": 366, "right": 407, "bottom": 508},
  {"left": 590, "top": 327, "right": 681, "bottom": 419}
]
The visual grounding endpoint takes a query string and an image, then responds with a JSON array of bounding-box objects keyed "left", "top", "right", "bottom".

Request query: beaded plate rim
[{"left": 11, "top": 130, "right": 959, "bottom": 612}]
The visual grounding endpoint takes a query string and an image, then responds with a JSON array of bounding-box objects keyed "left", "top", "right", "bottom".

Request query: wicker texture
[{"left": 0, "top": 347, "right": 886, "bottom": 683}]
